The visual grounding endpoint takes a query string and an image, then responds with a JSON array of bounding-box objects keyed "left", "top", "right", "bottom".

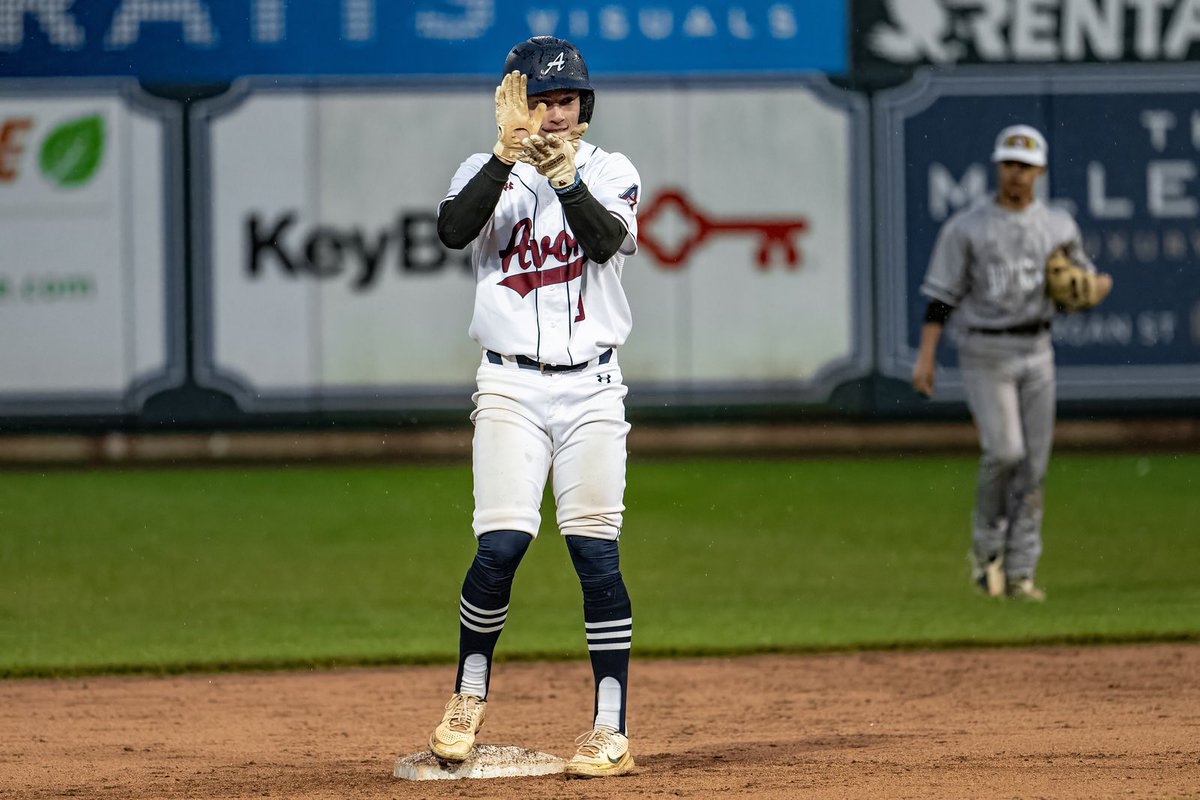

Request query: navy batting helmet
[{"left": 502, "top": 36, "right": 595, "bottom": 124}]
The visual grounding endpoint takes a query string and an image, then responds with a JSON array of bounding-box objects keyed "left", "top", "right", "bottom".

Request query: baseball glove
[{"left": 1045, "top": 246, "right": 1113, "bottom": 312}]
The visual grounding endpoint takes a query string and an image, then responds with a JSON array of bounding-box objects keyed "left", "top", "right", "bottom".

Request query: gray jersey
[{"left": 921, "top": 198, "right": 1092, "bottom": 330}]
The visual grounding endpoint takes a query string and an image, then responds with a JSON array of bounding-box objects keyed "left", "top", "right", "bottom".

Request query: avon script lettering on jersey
[{"left": 497, "top": 219, "right": 585, "bottom": 297}]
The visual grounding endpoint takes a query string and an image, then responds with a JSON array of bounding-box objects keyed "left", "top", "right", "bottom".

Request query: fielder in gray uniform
[{"left": 911, "top": 124, "right": 1111, "bottom": 602}]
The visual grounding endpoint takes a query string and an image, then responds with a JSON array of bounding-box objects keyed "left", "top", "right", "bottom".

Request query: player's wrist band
[{"left": 553, "top": 174, "right": 583, "bottom": 194}]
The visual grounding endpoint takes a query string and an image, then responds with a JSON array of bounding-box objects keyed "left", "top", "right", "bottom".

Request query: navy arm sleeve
[
  {"left": 924, "top": 299, "right": 955, "bottom": 325},
  {"left": 437, "top": 155, "right": 514, "bottom": 250},
  {"left": 555, "top": 180, "right": 628, "bottom": 264}
]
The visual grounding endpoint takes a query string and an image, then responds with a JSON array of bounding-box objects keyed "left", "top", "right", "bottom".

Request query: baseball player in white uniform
[
  {"left": 911, "top": 124, "right": 1110, "bottom": 602},
  {"left": 427, "top": 36, "right": 641, "bottom": 777}
]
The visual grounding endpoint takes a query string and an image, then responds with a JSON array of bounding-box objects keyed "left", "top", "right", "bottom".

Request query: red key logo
[{"left": 637, "top": 188, "right": 808, "bottom": 270}]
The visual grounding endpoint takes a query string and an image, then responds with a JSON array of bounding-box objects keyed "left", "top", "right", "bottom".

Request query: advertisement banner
[
  {"left": 193, "top": 78, "right": 869, "bottom": 411},
  {"left": 604, "top": 81, "right": 871, "bottom": 405},
  {"left": 2, "top": 0, "right": 846, "bottom": 80},
  {"left": 855, "top": 0, "right": 1200, "bottom": 71},
  {"left": 0, "top": 81, "right": 179, "bottom": 415},
  {"left": 875, "top": 66, "right": 1200, "bottom": 400}
]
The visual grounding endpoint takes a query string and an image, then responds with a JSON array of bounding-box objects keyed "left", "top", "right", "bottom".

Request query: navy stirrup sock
[
  {"left": 567, "top": 536, "right": 632, "bottom": 734},
  {"left": 454, "top": 529, "right": 532, "bottom": 698}
]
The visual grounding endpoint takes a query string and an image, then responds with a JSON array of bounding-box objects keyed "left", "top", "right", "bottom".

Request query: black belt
[
  {"left": 969, "top": 321, "right": 1051, "bottom": 336},
  {"left": 486, "top": 348, "right": 612, "bottom": 372}
]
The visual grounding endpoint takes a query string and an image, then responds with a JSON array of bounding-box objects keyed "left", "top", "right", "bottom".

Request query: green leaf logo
[{"left": 39, "top": 114, "right": 106, "bottom": 188}]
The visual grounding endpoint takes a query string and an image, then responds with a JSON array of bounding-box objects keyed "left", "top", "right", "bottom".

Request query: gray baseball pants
[{"left": 958, "top": 332, "right": 1055, "bottom": 581}]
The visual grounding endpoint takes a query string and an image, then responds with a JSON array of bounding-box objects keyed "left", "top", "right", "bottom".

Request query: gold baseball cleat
[
  {"left": 428, "top": 693, "right": 487, "bottom": 762},
  {"left": 564, "top": 727, "right": 635, "bottom": 778},
  {"left": 1006, "top": 577, "right": 1047, "bottom": 602}
]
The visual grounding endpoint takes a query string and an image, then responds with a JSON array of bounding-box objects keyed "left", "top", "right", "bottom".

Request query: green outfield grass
[{"left": 1, "top": 453, "right": 1197, "bottom": 676}]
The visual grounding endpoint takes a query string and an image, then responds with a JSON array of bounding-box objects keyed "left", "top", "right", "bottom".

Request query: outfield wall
[
  {"left": 2, "top": 1, "right": 1199, "bottom": 430},
  {"left": 3, "top": 416, "right": 1199, "bottom": 467}
]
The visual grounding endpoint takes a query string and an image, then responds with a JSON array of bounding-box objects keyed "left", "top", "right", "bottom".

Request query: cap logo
[
  {"left": 1003, "top": 134, "right": 1038, "bottom": 150},
  {"left": 542, "top": 51, "right": 566, "bottom": 74}
]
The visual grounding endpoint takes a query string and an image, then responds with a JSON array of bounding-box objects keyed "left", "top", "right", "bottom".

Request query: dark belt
[
  {"left": 486, "top": 348, "right": 612, "bottom": 372},
  {"left": 969, "top": 321, "right": 1051, "bottom": 336}
]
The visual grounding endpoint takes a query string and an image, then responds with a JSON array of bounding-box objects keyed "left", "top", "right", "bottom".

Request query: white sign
[
  {"left": 196, "top": 80, "right": 868, "bottom": 409},
  {"left": 604, "top": 85, "right": 866, "bottom": 395},
  {"left": 198, "top": 89, "right": 484, "bottom": 407},
  {"left": 0, "top": 84, "right": 173, "bottom": 411}
]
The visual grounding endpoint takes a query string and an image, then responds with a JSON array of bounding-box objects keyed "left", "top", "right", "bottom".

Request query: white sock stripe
[
  {"left": 460, "top": 616, "right": 506, "bottom": 634},
  {"left": 588, "top": 642, "right": 632, "bottom": 651},
  {"left": 584, "top": 617, "right": 633, "bottom": 630},
  {"left": 586, "top": 630, "right": 632, "bottom": 641},
  {"left": 460, "top": 606, "right": 507, "bottom": 626},
  {"left": 459, "top": 596, "right": 509, "bottom": 617}
]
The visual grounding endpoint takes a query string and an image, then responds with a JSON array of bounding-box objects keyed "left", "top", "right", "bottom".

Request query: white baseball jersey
[{"left": 442, "top": 141, "right": 640, "bottom": 365}]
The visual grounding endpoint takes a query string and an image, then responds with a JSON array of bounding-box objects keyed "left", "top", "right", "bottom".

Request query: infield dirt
[{"left": 2, "top": 643, "right": 1197, "bottom": 799}]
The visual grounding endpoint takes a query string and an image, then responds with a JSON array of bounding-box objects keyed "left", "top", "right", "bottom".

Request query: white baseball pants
[{"left": 470, "top": 351, "right": 629, "bottom": 540}]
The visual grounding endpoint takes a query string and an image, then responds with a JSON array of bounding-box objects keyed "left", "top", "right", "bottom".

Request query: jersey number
[{"left": 574, "top": 292, "right": 585, "bottom": 323}]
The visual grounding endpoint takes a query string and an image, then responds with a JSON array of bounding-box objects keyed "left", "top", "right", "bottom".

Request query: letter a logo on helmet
[
  {"left": 542, "top": 52, "right": 566, "bottom": 74},
  {"left": 503, "top": 36, "right": 595, "bottom": 124}
]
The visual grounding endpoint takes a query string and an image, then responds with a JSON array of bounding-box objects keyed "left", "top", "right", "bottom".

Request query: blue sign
[
  {"left": 876, "top": 68, "right": 1200, "bottom": 400},
  {"left": 0, "top": 1, "right": 846, "bottom": 80}
]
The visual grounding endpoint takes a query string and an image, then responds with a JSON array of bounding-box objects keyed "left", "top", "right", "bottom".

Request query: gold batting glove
[
  {"left": 560, "top": 122, "right": 588, "bottom": 152},
  {"left": 494, "top": 71, "right": 547, "bottom": 165},
  {"left": 518, "top": 133, "right": 579, "bottom": 191}
]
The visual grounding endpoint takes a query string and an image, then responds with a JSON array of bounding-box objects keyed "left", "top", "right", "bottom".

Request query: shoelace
[
  {"left": 445, "top": 695, "right": 481, "bottom": 732},
  {"left": 574, "top": 727, "right": 617, "bottom": 757}
]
